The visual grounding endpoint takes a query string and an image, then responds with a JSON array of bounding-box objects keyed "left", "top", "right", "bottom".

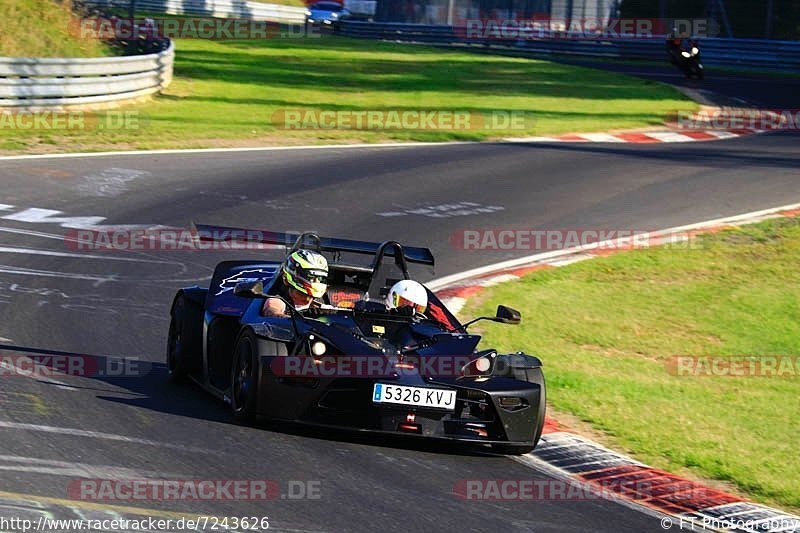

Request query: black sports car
[{"left": 167, "top": 226, "right": 546, "bottom": 454}]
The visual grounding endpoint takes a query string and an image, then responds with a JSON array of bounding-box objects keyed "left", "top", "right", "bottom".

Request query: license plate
[{"left": 372, "top": 384, "right": 456, "bottom": 411}]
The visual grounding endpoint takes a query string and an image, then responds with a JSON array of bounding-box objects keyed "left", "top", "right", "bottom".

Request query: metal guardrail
[
  {"left": 338, "top": 21, "right": 800, "bottom": 73},
  {"left": 83, "top": 0, "right": 307, "bottom": 24},
  {"left": 0, "top": 41, "right": 174, "bottom": 108}
]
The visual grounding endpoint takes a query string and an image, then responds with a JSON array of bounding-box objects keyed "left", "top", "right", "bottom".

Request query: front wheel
[
  {"left": 695, "top": 67, "right": 704, "bottom": 80},
  {"left": 492, "top": 362, "right": 546, "bottom": 455},
  {"left": 491, "top": 444, "right": 535, "bottom": 455}
]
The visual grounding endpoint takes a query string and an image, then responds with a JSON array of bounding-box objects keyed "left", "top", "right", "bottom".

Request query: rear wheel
[
  {"left": 230, "top": 330, "right": 260, "bottom": 422},
  {"left": 166, "top": 295, "right": 202, "bottom": 382}
]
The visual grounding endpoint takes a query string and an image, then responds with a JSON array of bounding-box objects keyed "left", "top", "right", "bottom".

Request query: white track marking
[
  {"left": 0, "top": 141, "right": 472, "bottom": 161},
  {"left": 0, "top": 204, "right": 13, "bottom": 211},
  {"left": 0, "top": 246, "right": 170, "bottom": 263},
  {"left": 0, "top": 455, "right": 173, "bottom": 480},
  {"left": 0, "top": 264, "right": 206, "bottom": 286},
  {"left": 0, "top": 208, "right": 165, "bottom": 231},
  {"left": 377, "top": 202, "right": 504, "bottom": 218},
  {"left": 0, "top": 358, "right": 70, "bottom": 387},
  {"left": 1, "top": 208, "right": 105, "bottom": 229},
  {"left": 0, "top": 225, "right": 76, "bottom": 242},
  {"left": 0, "top": 265, "right": 119, "bottom": 284},
  {"left": 79, "top": 168, "right": 150, "bottom": 198},
  {"left": 427, "top": 201, "right": 800, "bottom": 291},
  {"left": 0, "top": 421, "right": 214, "bottom": 453}
]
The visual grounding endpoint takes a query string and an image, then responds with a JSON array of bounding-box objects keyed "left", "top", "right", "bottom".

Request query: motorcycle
[{"left": 668, "top": 39, "right": 704, "bottom": 80}]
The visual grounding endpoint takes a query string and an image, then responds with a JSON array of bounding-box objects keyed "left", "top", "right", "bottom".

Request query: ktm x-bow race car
[{"left": 166, "top": 227, "right": 546, "bottom": 454}]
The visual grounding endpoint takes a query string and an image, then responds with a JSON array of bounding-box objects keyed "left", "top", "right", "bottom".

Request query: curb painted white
[
  {"left": 0, "top": 126, "right": 766, "bottom": 161},
  {"left": 504, "top": 128, "right": 764, "bottom": 144}
]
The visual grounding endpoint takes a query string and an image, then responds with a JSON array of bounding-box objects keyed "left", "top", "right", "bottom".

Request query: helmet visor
[
  {"left": 392, "top": 293, "right": 426, "bottom": 314},
  {"left": 286, "top": 271, "right": 327, "bottom": 298}
]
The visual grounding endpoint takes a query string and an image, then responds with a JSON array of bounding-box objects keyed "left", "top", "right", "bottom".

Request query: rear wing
[{"left": 192, "top": 223, "right": 435, "bottom": 266}]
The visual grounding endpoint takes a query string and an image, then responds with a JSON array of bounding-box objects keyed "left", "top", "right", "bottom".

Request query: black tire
[
  {"left": 230, "top": 329, "right": 261, "bottom": 422},
  {"left": 492, "top": 364, "right": 546, "bottom": 455},
  {"left": 166, "top": 294, "right": 203, "bottom": 382},
  {"left": 527, "top": 366, "right": 547, "bottom": 447},
  {"left": 492, "top": 444, "right": 536, "bottom": 455}
]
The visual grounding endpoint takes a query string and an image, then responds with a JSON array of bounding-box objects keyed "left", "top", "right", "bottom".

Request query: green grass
[
  {"left": 0, "top": 0, "right": 111, "bottom": 57},
  {"left": 0, "top": 36, "right": 696, "bottom": 153},
  {"left": 463, "top": 218, "right": 800, "bottom": 512}
]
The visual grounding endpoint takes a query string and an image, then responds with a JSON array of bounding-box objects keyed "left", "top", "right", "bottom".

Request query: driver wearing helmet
[
  {"left": 385, "top": 279, "right": 428, "bottom": 316},
  {"left": 262, "top": 249, "right": 328, "bottom": 317}
]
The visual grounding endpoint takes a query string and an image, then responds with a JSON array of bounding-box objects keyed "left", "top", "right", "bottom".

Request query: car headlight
[
  {"left": 311, "top": 341, "right": 326, "bottom": 356},
  {"left": 681, "top": 51, "right": 691, "bottom": 58},
  {"left": 461, "top": 353, "right": 496, "bottom": 378},
  {"left": 691, "top": 47, "right": 699, "bottom": 56},
  {"left": 305, "top": 9, "right": 311, "bottom": 16},
  {"left": 330, "top": 12, "right": 339, "bottom": 19}
]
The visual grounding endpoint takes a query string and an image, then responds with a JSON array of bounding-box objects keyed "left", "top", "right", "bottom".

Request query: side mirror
[
  {"left": 234, "top": 280, "right": 265, "bottom": 298},
  {"left": 495, "top": 305, "right": 521, "bottom": 325},
  {"left": 456, "top": 305, "right": 521, "bottom": 332}
]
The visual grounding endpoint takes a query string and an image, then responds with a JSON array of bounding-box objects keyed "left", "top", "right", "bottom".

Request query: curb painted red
[{"left": 432, "top": 205, "right": 800, "bottom": 530}]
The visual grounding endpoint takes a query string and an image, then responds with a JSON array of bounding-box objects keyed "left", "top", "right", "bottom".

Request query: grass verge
[
  {"left": 0, "top": 0, "right": 111, "bottom": 57},
  {"left": 463, "top": 217, "right": 800, "bottom": 512},
  {"left": 0, "top": 35, "right": 696, "bottom": 153}
]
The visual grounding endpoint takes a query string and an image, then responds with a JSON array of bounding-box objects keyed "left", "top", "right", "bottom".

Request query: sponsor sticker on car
[{"left": 372, "top": 383, "right": 456, "bottom": 410}]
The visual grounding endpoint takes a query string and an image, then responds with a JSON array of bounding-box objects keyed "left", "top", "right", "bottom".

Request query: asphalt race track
[
  {"left": 0, "top": 76, "right": 797, "bottom": 531},
  {"left": 537, "top": 57, "right": 800, "bottom": 108}
]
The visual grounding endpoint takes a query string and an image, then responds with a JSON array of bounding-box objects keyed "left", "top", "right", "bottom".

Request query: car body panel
[{"left": 168, "top": 229, "right": 545, "bottom": 451}]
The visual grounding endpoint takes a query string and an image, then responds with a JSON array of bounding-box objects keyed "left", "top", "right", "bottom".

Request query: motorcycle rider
[
  {"left": 666, "top": 27, "right": 684, "bottom": 65},
  {"left": 262, "top": 249, "right": 328, "bottom": 317}
]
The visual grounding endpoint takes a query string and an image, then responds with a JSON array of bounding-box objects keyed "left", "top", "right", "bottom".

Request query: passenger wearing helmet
[
  {"left": 262, "top": 249, "right": 328, "bottom": 317},
  {"left": 386, "top": 279, "right": 428, "bottom": 315}
]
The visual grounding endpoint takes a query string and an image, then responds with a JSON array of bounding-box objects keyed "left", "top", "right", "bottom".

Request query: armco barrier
[
  {"left": 0, "top": 41, "right": 174, "bottom": 108},
  {"left": 337, "top": 21, "right": 800, "bottom": 73},
  {"left": 82, "top": 0, "right": 306, "bottom": 24}
]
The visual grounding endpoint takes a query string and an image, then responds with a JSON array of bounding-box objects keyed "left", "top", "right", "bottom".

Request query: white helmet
[{"left": 386, "top": 280, "right": 428, "bottom": 314}]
